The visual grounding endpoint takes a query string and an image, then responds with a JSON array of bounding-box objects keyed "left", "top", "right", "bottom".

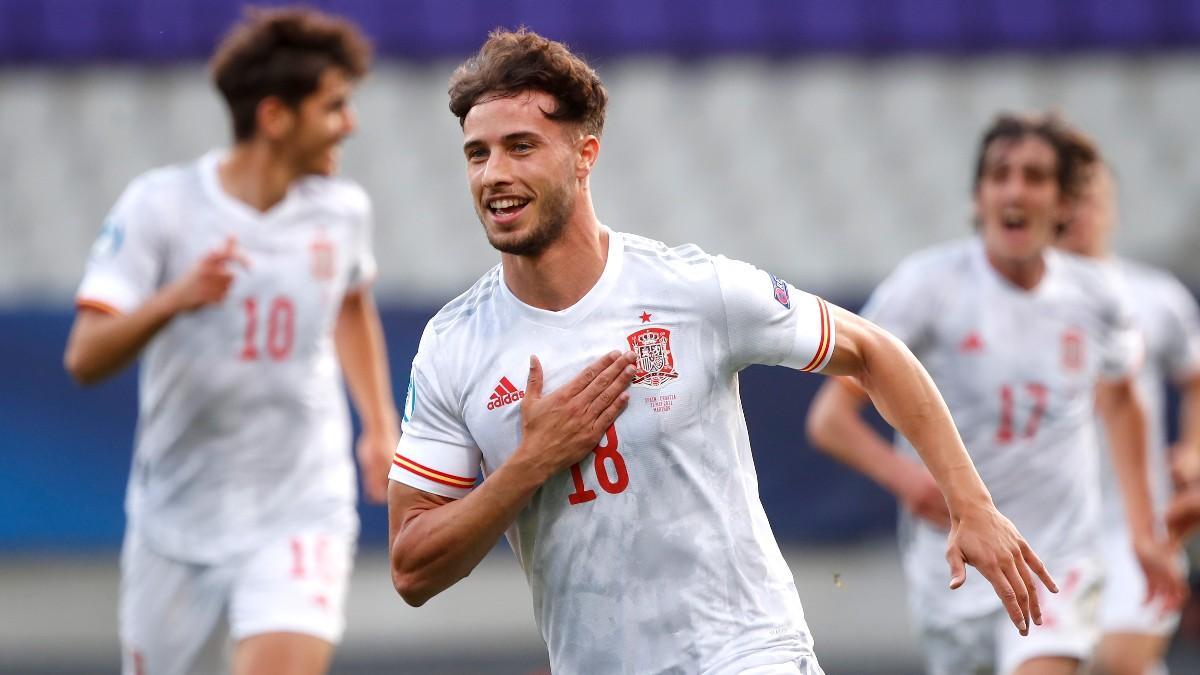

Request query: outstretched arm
[
  {"left": 336, "top": 288, "right": 399, "bottom": 504},
  {"left": 814, "top": 304, "right": 1056, "bottom": 635},
  {"left": 388, "top": 351, "right": 636, "bottom": 607}
]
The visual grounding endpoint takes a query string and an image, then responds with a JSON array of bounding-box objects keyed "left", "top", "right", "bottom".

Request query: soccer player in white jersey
[
  {"left": 806, "top": 113, "right": 1188, "bottom": 675},
  {"left": 62, "top": 9, "right": 398, "bottom": 675},
  {"left": 385, "top": 29, "right": 1058, "bottom": 674},
  {"left": 1056, "top": 159, "right": 1200, "bottom": 675}
]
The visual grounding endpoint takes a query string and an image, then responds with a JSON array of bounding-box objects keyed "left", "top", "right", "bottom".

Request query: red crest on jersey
[
  {"left": 1061, "top": 327, "right": 1085, "bottom": 371},
  {"left": 627, "top": 327, "right": 679, "bottom": 389},
  {"left": 310, "top": 235, "right": 335, "bottom": 281}
]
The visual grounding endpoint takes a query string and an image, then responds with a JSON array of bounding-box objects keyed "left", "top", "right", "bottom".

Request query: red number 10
[
  {"left": 241, "top": 295, "right": 295, "bottom": 361},
  {"left": 567, "top": 425, "right": 628, "bottom": 505}
]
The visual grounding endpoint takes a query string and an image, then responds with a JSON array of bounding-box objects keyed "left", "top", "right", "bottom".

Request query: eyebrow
[{"left": 462, "top": 130, "right": 544, "bottom": 152}]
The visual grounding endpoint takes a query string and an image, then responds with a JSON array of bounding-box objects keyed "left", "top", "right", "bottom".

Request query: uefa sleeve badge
[{"left": 768, "top": 272, "right": 791, "bottom": 309}]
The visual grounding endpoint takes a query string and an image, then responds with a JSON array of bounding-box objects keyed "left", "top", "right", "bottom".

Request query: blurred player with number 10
[{"left": 64, "top": 8, "right": 396, "bottom": 675}]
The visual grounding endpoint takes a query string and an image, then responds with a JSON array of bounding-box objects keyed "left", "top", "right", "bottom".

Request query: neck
[
  {"left": 502, "top": 205, "right": 607, "bottom": 312},
  {"left": 985, "top": 247, "right": 1047, "bottom": 291},
  {"left": 218, "top": 141, "right": 300, "bottom": 213}
]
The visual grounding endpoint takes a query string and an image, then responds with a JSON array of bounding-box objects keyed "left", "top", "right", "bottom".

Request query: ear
[
  {"left": 575, "top": 135, "right": 600, "bottom": 179},
  {"left": 256, "top": 96, "right": 296, "bottom": 141}
]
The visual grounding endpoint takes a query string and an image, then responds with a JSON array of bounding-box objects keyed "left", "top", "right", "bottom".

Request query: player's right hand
[
  {"left": 945, "top": 502, "right": 1058, "bottom": 636},
  {"left": 165, "top": 236, "right": 250, "bottom": 312},
  {"left": 516, "top": 350, "right": 637, "bottom": 480}
]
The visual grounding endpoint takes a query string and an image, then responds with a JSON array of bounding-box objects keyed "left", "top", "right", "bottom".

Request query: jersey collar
[{"left": 498, "top": 226, "right": 624, "bottom": 329}]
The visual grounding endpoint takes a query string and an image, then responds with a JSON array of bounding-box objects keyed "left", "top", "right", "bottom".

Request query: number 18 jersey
[{"left": 391, "top": 230, "right": 835, "bottom": 674}]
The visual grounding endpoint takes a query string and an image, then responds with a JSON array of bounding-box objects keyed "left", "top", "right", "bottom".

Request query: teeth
[{"left": 489, "top": 198, "right": 527, "bottom": 210}]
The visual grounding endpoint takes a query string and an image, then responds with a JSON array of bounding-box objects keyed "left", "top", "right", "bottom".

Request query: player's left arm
[
  {"left": 1095, "top": 375, "right": 1187, "bottom": 608},
  {"left": 336, "top": 286, "right": 399, "bottom": 504},
  {"left": 822, "top": 305, "right": 1056, "bottom": 635}
]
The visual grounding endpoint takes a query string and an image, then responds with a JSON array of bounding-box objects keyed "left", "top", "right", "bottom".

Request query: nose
[
  {"left": 480, "top": 150, "right": 512, "bottom": 189},
  {"left": 341, "top": 104, "right": 358, "bottom": 136},
  {"left": 999, "top": 173, "right": 1028, "bottom": 203}
]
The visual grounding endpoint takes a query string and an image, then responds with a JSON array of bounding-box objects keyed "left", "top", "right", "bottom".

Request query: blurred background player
[
  {"left": 1056, "top": 157, "right": 1200, "bottom": 675},
  {"left": 387, "top": 28, "right": 1056, "bottom": 674},
  {"left": 806, "top": 112, "right": 1186, "bottom": 675},
  {"left": 61, "top": 7, "right": 396, "bottom": 675}
]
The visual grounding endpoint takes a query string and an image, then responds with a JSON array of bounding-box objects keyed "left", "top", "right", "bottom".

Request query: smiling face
[
  {"left": 974, "top": 134, "right": 1066, "bottom": 266},
  {"left": 277, "top": 67, "right": 358, "bottom": 177},
  {"left": 462, "top": 90, "right": 583, "bottom": 257}
]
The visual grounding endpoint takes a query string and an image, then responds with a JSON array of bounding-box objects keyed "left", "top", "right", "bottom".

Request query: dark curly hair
[
  {"left": 448, "top": 27, "right": 608, "bottom": 138},
  {"left": 210, "top": 6, "right": 372, "bottom": 141},
  {"left": 973, "top": 111, "right": 1099, "bottom": 201}
]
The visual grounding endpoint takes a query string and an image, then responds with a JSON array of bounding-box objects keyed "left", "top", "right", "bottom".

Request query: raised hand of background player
[
  {"left": 515, "top": 350, "right": 637, "bottom": 480},
  {"left": 1133, "top": 534, "right": 1188, "bottom": 611},
  {"left": 896, "top": 461, "right": 952, "bottom": 530},
  {"left": 357, "top": 424, "right": 399, "bottom": 504},
  {"left": 164, "top": 236, "right": 250, "bottom": 312},
  {"left": 945, "top": 503, "right": 1057, "bottom": 636}
]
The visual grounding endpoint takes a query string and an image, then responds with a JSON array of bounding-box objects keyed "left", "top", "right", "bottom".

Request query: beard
[{"left": 481, "top": 179, "right": 573, "bottom": 257}]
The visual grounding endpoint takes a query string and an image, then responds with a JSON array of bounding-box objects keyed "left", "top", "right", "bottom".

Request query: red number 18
[{"left": 567, "top": 425, "right": 628, "bottom": 505}]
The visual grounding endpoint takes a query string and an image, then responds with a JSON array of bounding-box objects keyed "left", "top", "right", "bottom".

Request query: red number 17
[{"left": 997, "top": 382, "right": 1047, "bottom": 443}]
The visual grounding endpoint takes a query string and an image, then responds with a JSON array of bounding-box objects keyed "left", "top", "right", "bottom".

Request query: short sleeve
[
  {"left": 1158, "top": 274, "right": 1200, "bottom": 382},
  {"left": 75, "top": 177, "right": 166, "bottom": 315},
  {"left": 1097, "top": 269, "right": 1144, "bottom": 381},
  {"left": 389, "top": 324, "right": 481, "bottom": 499},
  {"left": 714, "top": 256, "right": 834, "bottom": 373},
  {"left": 858, "top": 257, "right": 938, "bottom": 351},
  {"left": 347, "top": 189, "right": 377, "bottom": 290}
]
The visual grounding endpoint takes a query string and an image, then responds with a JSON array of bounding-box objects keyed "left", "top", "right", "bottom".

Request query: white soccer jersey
[
  {"left": 390, "top": 230, "right": 834, "bottom": 674},
  {"left": 1097, "top": 258, "right": 1200, "bottom": 527},
  {"left": 76, "top": 149, "right": 374, "bottom": 563},
  {"left": 860, "top": 238, "right": 1141, "bottom": 626}
]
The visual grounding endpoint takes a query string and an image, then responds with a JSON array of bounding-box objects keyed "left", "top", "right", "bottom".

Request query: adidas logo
[{"left": 486, "top": 376, "right": 525, "bottom": 410}]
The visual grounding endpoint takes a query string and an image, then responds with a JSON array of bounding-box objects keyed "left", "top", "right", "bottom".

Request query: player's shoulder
[
  {"left": 618, "top": 231, "right": 721, "bottom": 288},
  {"left": 883, "top": 238, "right": 977, "bottom": 289},
  {"left": 902, "top": 238, "right": 975, "bottom": 271},
  {"left": 1054, "top": 249, "right": 1123, "bottom": 294},
  {"left": 1115, "top": 256, "right": 1184, "bottom": 293},
  {"left": 427, "top": 264, "right": 505, "bottom": 338},
  {"left": 118, "top": 158, "right": 202, "bottom": 207},
  {"left": 619, "top": 231, "right": 711, "bottom": 268},
  {"left": 294, "top": 175, "right": 371, "bottom": 217}
]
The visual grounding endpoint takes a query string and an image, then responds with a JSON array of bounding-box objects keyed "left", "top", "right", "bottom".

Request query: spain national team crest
[
  {"left": 310, "top": 234, "right": 335, "bottom": 281},
  {"left": 1061, "top": 327, "right": 1085, "bottom": 372},
  {"left": 626, "top": 327, "right": 679, "bottom": 389}
]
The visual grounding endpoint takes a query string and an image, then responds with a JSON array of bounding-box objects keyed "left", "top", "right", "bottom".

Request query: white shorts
[
  {"left": 119, "top": 527, "right": 354, "bottom": 675},
  {"left": 1099, "top": 527, "right": 1184, "bottom": 635},
  {"left": 919, "top": 556, "right": 1102, "bottom": 675}
]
